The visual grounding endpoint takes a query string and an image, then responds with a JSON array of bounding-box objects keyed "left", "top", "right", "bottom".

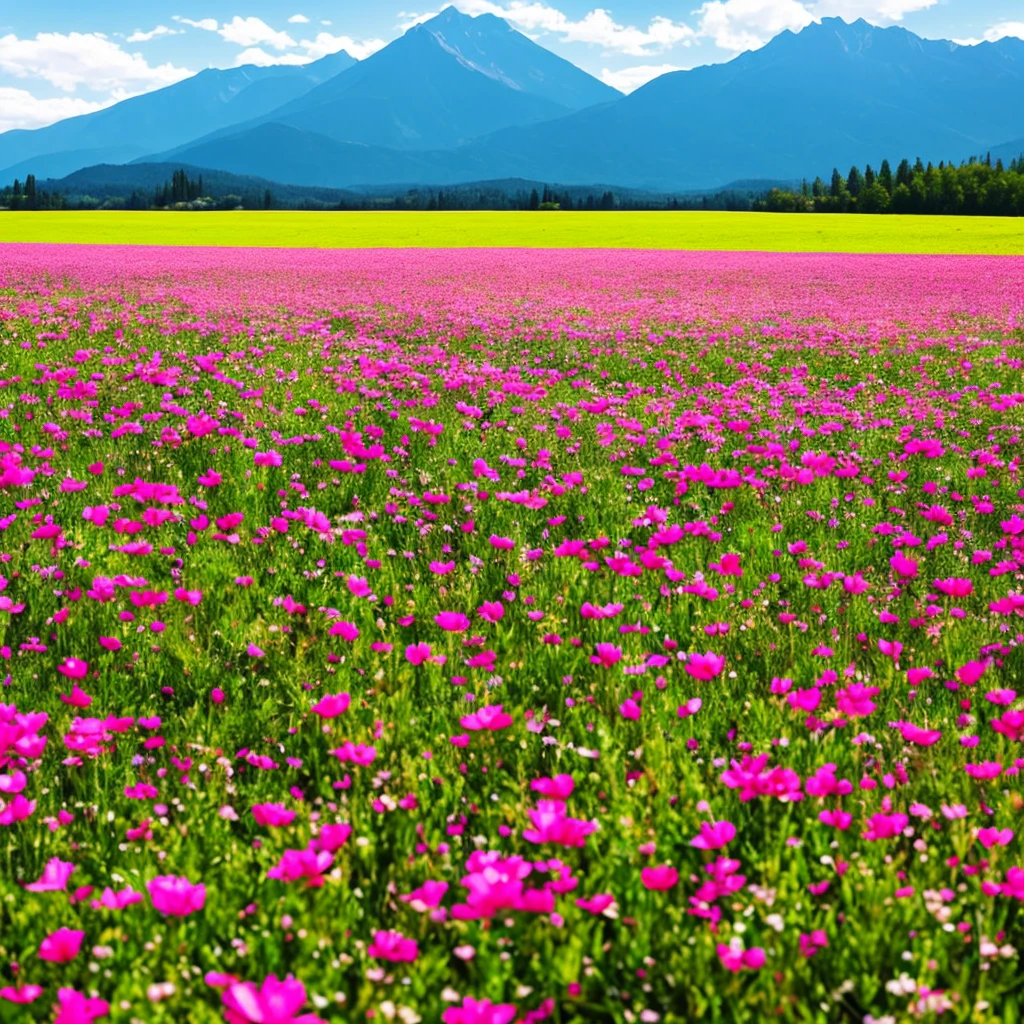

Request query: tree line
[
  {"left": 756, "top": 154, "right": 1024, "bottom": 216},
  {"left": 1, "top": 175, "right": 65, "bottom": 210}
]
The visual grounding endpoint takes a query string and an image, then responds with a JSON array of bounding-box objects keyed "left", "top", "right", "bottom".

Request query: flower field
[{"left": 1, "top": 243, "right": 1024, "bottom": 1023}]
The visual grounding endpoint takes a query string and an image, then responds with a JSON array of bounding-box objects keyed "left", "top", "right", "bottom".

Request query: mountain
[
  {"left": 159, "top": 123, "right": 448, "bottom": 188},
  {"left": 0, "top": 49, "right": 357, "bottom": 182},
  {"left": 986, "top": 137, "right": 1024, "bottom": 165},
  {"left": 143, "top": 7, "right": 620, "bottom": 160},
  {"left": 143, "top": 17, "right": 1024, "bottom": 192},
  {"left": 440, "top": 18, "right": 1024, "bottom": 190}
]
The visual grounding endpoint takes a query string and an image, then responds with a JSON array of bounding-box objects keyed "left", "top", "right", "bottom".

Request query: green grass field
[{"left": 1, "top": 210, "right": 1022, "bottom": 252}]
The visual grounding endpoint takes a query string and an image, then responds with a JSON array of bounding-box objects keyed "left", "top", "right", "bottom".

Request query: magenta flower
[
  {"left": 640, "top": 865, "right": 678, "bottom": 891},
  {"left": 57, "top": 657, "right": 89, "bottom": 680},
  {"left": 368, "top": 929, "right": 419, "bottom": 962},
  {"left": 836, "top": 683, "right": 878, "bottom": 718},
  {"left": 310, "top": 693, "right": 350, "bottom": 718},
  {"left": 691, "top": 820, "right": 736, "bottom": 850},
  {"left": 442, "top": 996, "right": 517, "bottom": 1024},
  {"left": 222, "top": 975, "right": 326, "bottom": 1024},
  {"left": 460, "top": 705, "right": 513, "bottom": 731},
  {"left": 435, "top": 611, "right": 470, "bottom": 632},
  {"left": 39, "top": 927, "right": 85, "bottom": 963},
  {"left": 590, "top": 643, "right": 622, "bottom": 668},
  {"left": 24, "top": 857, "right": 75, "bottom": 892},
  {"left": 147, "top": 875, "right": 206, "bottom": 916},
  {"left": 685, "top": 651, "right": 725, "bottom": 681},
  {"left": 54, "top": 988, "right": 109, "bottom": 1024}
]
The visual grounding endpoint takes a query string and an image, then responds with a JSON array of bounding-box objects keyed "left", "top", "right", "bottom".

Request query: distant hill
[
  {"left": 0, "top": 50, "right": 357, "bottom": 182},
  {"left": 39, "top": 162, "right": 363, "bottom": 207}
]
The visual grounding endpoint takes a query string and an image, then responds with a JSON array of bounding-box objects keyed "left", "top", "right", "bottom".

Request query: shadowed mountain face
[
  {"left": 145, "top": 7, "right": 621, "bottom": 161},
  {"left": 428, "top": 17, "right": 1024, "bottom": 191},
  {"left": 0, "top": 50, "right": 357, "bottom": 181},
  {"left": 8, "top": 12, "right": 1024, "bottom": 193}
]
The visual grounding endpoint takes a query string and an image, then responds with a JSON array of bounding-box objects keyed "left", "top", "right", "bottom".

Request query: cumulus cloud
[
  {"left": 298, "top": 32, "right": 387, "bottom": 60},
  {"left": 810, "top": 0, "right": 937, "bottom": 22},
  {"left": 233, "top": 47, "right": 309, "bottom": 66},
  {"left": 0, "top": 31, "right": 193, "bottom": 93},
  {"left": 216, "top": 15, "right": 297, "bottom": 50},
  {"left": 0, "top": 85, "right": 114, "bottom": 132},
  {"left": 449, "top": 1, "right": 695, "bottom": 56},
  {"left": 958, "top": 20, "right": 1024, "bottom": 44},
  {"left": 599, "top": 63, "right": 685, "bottom": 92},
  {"left": 287, "top": 14, "right": 311, "bottom": 23},
  {"left": 694, "top": 0, "right": 813, "bottom": 53},
  {"left": 125, "top": 25, "right": 182, "bottom": 43},
  {"left": 172, "top": 16, "right": 219, "bottom": 31}
]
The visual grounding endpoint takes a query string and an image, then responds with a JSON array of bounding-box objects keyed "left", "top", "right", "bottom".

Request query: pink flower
[
  {"left": 691, "top": 820, "right": 736, "bottom": 850},
  {"left": 24, "top": 857, "right": 75, "bottom": 892},
  {"left": 460, "top": 705, "right": 513, "bottom": 731},
  {"left": 934, "top": 577, "right": 973, "bottom": 597},
  {"left": 619, "top": 698, "right": 641, "bottom": 720},
  {"left": 477, "top": 601, "right": 505, "bottom": 623},
  {"left": 435, "top": 611, "right": 470, "bottom": 633},
  {"left": 677, "top": 697, "right": 702, "bottom": 718},
  {"left": 222, "top": 975, "right": 326, "bottom": 1024},
  {"left": 530, "top": 774, "right": 575, "bottom": 800},
  {"left": 717, "top": 940, "right": 766, "bottom": 972},
  {"left": 442, "top": 997, "right": 517, "bottom": 1024},
  {"left": 57, "top": 658, "right": 89, "bottom": 680},
  {"left": 252, "top": 803, "right": 296, "bottom": 827},
  {"left": 685, "top": 651, "right": 725, "bottom": 681},
  {"left": 54, "top": 988, "right": 109, "bottom": 1024},
  {"left": 522, "top": 801, "right": 597, "bottom": 848},
  {"left": 640, "top": 865, "right": 678, "bottom": 890},
  {"left": 977, "top": 827, "right": 1013, "bottom": 849},
  {"left": 889, "top": 553, "right": 918, "bottom": 578},
  {"left": 368, "top": 929, "right": 419, "bottom": 962},
  {"left": 246, "top": 644, "right": 265, "bottom": 658},
  {"left": 310, "top": 693, "right": 350, "bottom": 718},
  {"left": 405, "top": 642, "right": 433, "bottom": 666},
  {"left": 327, "top": 620, "right": 359, "bottom": 641},
  {"left": 836, "top": 683, "right": 878, "bottom": 718},
  {"left": 39, "top": 927, "right": 85, "bottom": 962},
  {"left": 0, "top": 984, "right": 43, "bottom": 1004},
  {"left": 267, "top": 848, "right": 333, "bottom": 887},
  {"left": 148, "top": 875, "right": 206, "bottom": 916},
  {"left": 862, "top": 812, "right": 909, "bottom": 841},
  {"left": 590, "top": 643, "right": 622, "bottom": 668}
]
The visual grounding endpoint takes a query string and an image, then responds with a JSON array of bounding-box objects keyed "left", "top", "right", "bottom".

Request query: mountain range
[{"left": 3, "top": 7, "right": 1024, "bottom": 193}]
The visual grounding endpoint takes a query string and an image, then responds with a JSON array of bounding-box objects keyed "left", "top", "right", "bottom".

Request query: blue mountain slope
[
  {"left": 447, "top": 18, "right": 1024, "bottom": 190},
  {"left": 146, "top": 8, "right": 621, "bottom": 160},
  {"left": 0, "top": 49, "right": 357, "bottom": 181}
]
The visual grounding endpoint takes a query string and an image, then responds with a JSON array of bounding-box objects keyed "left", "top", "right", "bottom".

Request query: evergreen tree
[{"left": 878, "top": 159, "right": 893, "bottom": 195}]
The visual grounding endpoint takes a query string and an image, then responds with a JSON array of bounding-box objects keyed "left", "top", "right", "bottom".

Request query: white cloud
[
  {"left": 398, "top": 10, "right": 439, "bottom": 31},
  {"left": 217, "top": 16, "right": 297, "bottom": 50},
  {"left": 451, "top": 2, "right": 696, "bottom": 56},
  {"left": 234, "top": 46, "right": 309, "bottom": 66},
  {"left": 0, "top": 85, "right": 114, "bottom": 132},
  {"left": 172, "top": 16, "right": 219, "bottom": 31},
  {"left": 810, "top": 0, "right": 937, "bottom": 23},
  {"left": 0, "top": 32, "right": 193, "bottom": 93},
  {"left": 694, "top": 0, "right": 812, "bottom": 52},
  {"left": 599, "top": 63, "right": 684, "bottom": 92},
  {"left": 957, "top": 20, "right": 1024, "bottom": 44},
  {"left": 287, "top": 14, "right": 311, "bottom": 23},
  {"left": 125, "top": 25, "right": 182, "bottom": 43},
  {"left": 300, "top": 31, "right": 387, "bottom": 60}
]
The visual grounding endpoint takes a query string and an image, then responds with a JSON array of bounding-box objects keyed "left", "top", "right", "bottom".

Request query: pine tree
[{"left": 878, "top": 159, "right": 893, "bottom": 195}]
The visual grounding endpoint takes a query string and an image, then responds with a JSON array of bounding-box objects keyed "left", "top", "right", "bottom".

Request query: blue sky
[{"left": 1, "top": 0, "right": 1021, "bottom": 132}]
